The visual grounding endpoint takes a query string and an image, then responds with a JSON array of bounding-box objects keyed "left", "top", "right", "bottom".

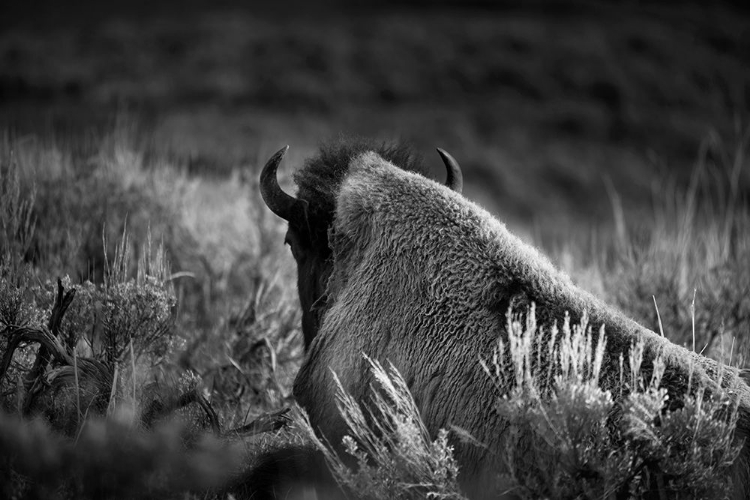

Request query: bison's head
[{"left": 259, "top": 140, "right": 463, "bottom": 349}]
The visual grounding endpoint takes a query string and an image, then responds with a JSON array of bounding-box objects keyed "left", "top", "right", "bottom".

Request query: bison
[
  {"left": 257, "top": 139, "right": 750, "bottom": 499},
  {"left": 260, "top": 139, "right": 463, "bottom": 350}
]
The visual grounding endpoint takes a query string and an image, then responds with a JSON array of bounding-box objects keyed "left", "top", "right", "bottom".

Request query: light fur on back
[{"left": 294, "top": 151, "right": 750, "bottom": 499}]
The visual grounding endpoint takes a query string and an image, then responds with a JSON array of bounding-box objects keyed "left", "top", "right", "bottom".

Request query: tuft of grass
[
  {"left": 299, "top": 355, "right": 466, "bottom": 500},
  {"left": 0, "top": 143, "right": 36, "bottom": 265}
]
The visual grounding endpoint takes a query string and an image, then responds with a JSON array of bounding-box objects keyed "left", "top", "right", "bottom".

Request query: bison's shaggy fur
[{"left": 293, "top": 151, "right": 750, "bottom": 499}]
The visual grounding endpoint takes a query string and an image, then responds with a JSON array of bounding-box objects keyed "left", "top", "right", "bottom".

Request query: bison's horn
[
  {"left": 437, "top": 148, "right": 463, "bottom": 193},
  {"left": 260, "top": 146, "right": 308, "bottom": 226}
]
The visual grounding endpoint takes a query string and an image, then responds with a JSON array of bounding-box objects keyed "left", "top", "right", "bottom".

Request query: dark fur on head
[
  {"left": 294, "top": 138, "right": 429, "bottom": 246},
  {"left": 285, "top": 138, "right": 430, "bottom": 348}
]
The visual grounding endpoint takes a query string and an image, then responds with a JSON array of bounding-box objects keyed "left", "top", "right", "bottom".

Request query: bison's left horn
[
  {"left": 437, "top": 148, "right": 463, "bottom": 193},
  {"left": 260, "top": 146, "right": 308, "bottom": 227}
]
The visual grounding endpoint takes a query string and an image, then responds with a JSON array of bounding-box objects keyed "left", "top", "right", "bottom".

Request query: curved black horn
[
  {"left": 437, "top": 148, "right": 463, "bottom": 193},
  {"left": 260, "top": 146, "right": 308, "bottom": 225}
]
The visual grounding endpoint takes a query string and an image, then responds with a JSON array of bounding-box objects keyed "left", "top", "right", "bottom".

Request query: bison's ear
[
  {"left": 437, "top": 148, "right": 463, "bottom": 193},
  {"left": 259, "top": 146, "right": 310, "bottom": 235}
]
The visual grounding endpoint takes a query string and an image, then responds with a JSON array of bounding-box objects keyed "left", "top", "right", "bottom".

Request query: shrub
[
  {"left": 485, "top": 306, "right": 741, "bottom": 499},
  {"left": 0, "top": 120, "right": 303, "bottom": 429}
]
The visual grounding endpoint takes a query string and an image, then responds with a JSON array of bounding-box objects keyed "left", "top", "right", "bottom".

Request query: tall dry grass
[
  {"left": 554, "top": 125, "right": 750, "bottom": 368},
  {"left": 299, "top": 355, "right": 465, "bottom": 500}
]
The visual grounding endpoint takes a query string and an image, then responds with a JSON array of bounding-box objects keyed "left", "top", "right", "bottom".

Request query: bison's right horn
[
  {"left": 437, "top": 148, "right": 463, "bottom": 193},
  {"left": 260, "top": 146, "right": 309, "bottom": 227}
]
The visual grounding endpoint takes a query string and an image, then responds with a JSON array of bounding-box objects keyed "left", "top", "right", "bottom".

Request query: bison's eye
[{"left": 284, "top": 231, "right": 304, "bottom": 261}]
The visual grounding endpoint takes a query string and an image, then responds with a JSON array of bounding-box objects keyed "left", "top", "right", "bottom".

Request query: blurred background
[{"left": 2, "top": 0, "right": 748, "bottom": 236}]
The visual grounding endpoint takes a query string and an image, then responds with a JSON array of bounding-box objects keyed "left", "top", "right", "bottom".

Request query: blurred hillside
[{"left": 1, "top": 1, "right": 748, "bottom": 233}]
